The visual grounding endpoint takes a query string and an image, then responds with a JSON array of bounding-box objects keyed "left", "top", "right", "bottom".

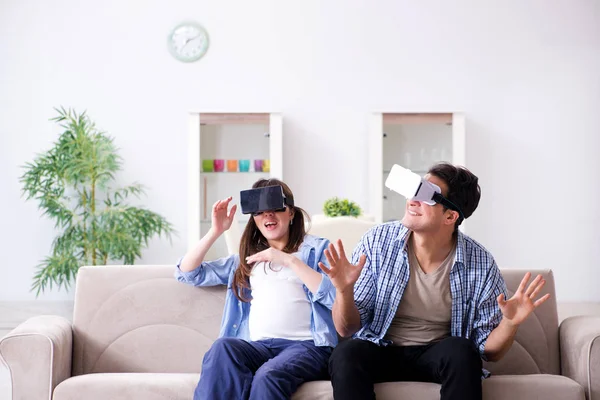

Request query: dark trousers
[
  {"left": 194, "top": 337, "right": 332, "bottom": 400},
  {"left": 329, "top": 336, "right": 482, "bottom": 400}
]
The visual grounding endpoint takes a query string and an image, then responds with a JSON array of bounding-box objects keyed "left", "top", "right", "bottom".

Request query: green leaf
[
  {"left": 22, "top": 108, "right": 176, "bottom": 296},
  {"left": 323, "top": 197, "right": 362, "bottom": 218}
]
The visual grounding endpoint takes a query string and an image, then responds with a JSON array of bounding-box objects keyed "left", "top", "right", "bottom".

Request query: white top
[{"left": 248, "top": 258, "right": 313, "bottom": 342}]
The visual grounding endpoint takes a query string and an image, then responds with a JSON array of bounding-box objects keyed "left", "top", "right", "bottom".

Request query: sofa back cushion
[
  {"left": 72, "top": 265, "right": 225, "bottom": 375},
  {"left": 71, "top": 266, "right": 559, "bottom": 376}
]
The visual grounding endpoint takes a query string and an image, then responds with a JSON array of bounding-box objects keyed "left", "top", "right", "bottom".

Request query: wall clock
[{"left": 167, "top": 21, "right": 209, "bottom": 63}]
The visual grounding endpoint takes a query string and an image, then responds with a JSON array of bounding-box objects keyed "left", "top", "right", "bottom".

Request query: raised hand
[
  {"left": 211, "top": 197, "right": 237, "bottom": 235},
  {"left": 319, "top": 239, "right": 366, "bottom": 295},
  {"left": 498, "top": 272, "right": 551, "bottom": 327}
]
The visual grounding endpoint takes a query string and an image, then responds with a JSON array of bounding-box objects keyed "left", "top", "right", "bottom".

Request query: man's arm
[
  {"left": 332, "top": 288, "right": 362, "bottom": 338},
  {"left": 320, "top": 239, "right": 372, "bottom": 338},
  {"left": 484, "top": 318, "right": 519, "bottom": 362}
]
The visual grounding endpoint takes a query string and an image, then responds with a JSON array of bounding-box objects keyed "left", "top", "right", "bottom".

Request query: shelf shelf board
[
  {"left": 199, "top": 113, "right": 269, "bottom": 125},
  {"left": 201, "top": 171, "right": 270, "bottom": 174},
  {"left": 382, "top": 113, "right": 453, "bottom": 125}
]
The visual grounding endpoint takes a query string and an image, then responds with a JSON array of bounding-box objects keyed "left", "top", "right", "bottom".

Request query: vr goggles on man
[
  {"left": 385, "top": 164, "right": 465, "bottom": 223},
  {"left": 240, "top": 185, "right": 294, "bottom": 216}
]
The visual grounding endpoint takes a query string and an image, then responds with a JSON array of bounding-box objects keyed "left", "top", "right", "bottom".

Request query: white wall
[
  {"left": 382, "top": 123, "right": 453, "bottom": 221},
  {"left": 199, "top": 123, "right": 271, "bottom": 259},
  {"left": 0, "top": 0, "right": 598, "bottom": 302}
]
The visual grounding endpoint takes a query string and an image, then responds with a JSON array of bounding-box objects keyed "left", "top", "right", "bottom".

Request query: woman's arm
[
  {"left": 176, "top": 196, "right": 239, "bottom": 286},
  {"left": 288, "top": 256, "right": 324, "bottom": 293},
  {"left": 244, "top": 238, "right": 338, "bottom": 308},
  {"left": 180, "top": 228, "right": 222, "bottom": 272},
  {"left": 245, "top": 248, "right": 323, "bottom": 293},
  {"left": 180, "top": 196, "right": 237, "bottom": 271}
]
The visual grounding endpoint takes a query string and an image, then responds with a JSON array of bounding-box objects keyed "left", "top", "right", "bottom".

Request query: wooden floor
[{"left": 1, "top": 301, "right": 600, "bottom": 399}]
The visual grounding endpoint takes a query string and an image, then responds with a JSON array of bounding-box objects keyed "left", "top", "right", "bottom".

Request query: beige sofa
[{"left": 1, "top": 265, "right": 599, "bottom": 400}]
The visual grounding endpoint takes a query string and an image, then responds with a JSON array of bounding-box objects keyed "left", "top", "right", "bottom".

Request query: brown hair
[
  {"left": 233, "top": 178, "right": 309, "bottom": 302},
  {"left": 427, "top": 162, "right": 481, "bottom": 232}
]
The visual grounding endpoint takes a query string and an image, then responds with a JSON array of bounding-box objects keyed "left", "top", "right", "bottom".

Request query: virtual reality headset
[
  {"left": 240, "top": 185, "right": 294, "bottom": 215},
  {"left": 385, "top": 164, "right": 465, "bottom": 222}
]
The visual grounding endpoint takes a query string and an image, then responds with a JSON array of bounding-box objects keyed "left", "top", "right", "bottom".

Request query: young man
[{"left": 321, "top": 163, "right": 550, "bottom": 400}]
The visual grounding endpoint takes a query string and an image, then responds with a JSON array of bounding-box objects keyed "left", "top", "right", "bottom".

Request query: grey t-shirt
[{"left": 384, "top": 241, "right": 456, "bottom": 346}]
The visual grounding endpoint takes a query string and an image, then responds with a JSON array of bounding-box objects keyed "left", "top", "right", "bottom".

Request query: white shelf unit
[
  {"left": 188, "top": 112, "right": 283, "bottom": 258},
  {"left": 368, "top": 112, "right": 466, "bottom": 229}
]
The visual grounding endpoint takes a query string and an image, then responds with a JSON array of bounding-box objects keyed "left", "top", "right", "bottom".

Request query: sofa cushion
[
  {"left": 52, "top": 373, "right": 584, "bottom": 400},
  {"left": 70, "top": 266, "right": 560, "bottom": 377},
  {"left": 293, "top": 375, "right": 584, "bottom": 400},
  {"left": 53, "top": 373, "right": 200, "bottom": 400},
  {"left": 481, "top": 375, "right": 584, "bottom": 400},
  {"left": 71, "top": 266, "right": 226, "bottom": 375}
]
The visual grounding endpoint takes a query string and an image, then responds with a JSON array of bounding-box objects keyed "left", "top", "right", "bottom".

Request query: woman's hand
[
  {"left": 245, "top": 248, "right": 294, "bottom": 267},
  {"left": 211, "top": 197, "right": 237, "bottom": 236}
]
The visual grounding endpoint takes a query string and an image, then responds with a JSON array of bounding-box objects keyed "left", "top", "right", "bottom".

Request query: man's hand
[
  {"left": 498, "top": 272, "right": 551, "bottom": 327},
  {"left": 319, "top": 239, "right": 366, "bottom": 294}
]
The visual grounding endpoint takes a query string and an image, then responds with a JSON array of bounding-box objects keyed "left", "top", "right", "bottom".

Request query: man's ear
[{"left": 445, "top": 210, "right": 459, "bottom": 226}]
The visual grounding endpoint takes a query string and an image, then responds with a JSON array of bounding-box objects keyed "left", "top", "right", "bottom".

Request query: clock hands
[{"left": 168, "top": 22, "right": 208, "bottom": 61}]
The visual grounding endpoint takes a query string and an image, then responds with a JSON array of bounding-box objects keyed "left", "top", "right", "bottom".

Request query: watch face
[{"left": 168, "top": 21, "right": 209, "bottom": 62}]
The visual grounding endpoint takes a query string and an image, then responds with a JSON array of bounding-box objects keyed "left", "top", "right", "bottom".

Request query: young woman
[{"left": 175, "top": 178, "right": 337, "bottom": 400}]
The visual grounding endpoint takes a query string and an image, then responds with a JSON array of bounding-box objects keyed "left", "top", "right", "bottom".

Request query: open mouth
[
  {"left": 264, "top": 221, "right": 278, "bottom": 231},
  {"left": 407, "top": 210, "right": 421, "bottom": 216}
]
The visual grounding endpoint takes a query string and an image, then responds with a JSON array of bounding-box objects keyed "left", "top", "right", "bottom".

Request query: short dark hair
[{"left": 427, "top": 163, "right": 481, "bottom": 230}]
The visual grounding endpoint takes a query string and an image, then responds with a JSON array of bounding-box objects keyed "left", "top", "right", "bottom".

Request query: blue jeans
[{"left": 194, "top": 338, "right": 332, "bottom": 400}]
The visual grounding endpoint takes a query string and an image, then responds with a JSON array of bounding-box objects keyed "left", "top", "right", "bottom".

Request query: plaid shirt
[{"left": 352, "top": 222, "right": 507, "bottom": 363}]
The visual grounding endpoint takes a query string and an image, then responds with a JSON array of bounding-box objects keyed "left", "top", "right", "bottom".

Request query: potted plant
[
  {"left": 20, "top": 107, "right": 175, "bottom": 296},
  {"left": 323, "top": 197, "right": 363, "bottom": 218}
]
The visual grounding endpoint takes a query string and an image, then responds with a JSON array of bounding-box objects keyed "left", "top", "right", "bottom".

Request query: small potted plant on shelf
[
  {"left": 310, "top": 197, "right": 375, "bottom": 223},
  {"left": 323, "top": 197, "right": 362, "bottom": 218}
]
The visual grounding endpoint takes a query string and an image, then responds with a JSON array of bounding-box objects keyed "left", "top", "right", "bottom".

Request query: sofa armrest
[
  {"left": 560, "top": 315, "right": 600, "bottom": 400},
  {"left": 0, "top": 315, "right": 72, "bottom": 400}
]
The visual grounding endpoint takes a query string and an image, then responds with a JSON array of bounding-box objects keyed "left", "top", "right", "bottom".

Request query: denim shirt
[{"left": 174, "top": 235, "right": 338, "bottom": 348}]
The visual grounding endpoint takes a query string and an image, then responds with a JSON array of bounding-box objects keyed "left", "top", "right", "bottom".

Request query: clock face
[{"left": 168, "top": 22, "right": 209, "bottom": 62}]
